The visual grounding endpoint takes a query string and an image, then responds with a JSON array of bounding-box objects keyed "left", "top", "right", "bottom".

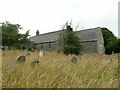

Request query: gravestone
[
  {"left": 17, "top": 55, "right": 26, "bottom": 63},
  {"left": 71, "top": 56, "right": 77, "bottom": 63}
]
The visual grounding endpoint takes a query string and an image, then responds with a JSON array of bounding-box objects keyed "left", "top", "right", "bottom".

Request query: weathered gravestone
[
  {"left": 17, "top": 55, "right": 26, "bottom": 63},
  {"left": 71, "top": 56, "right": 78, "bottom": 63},
  {"left": 31, "top": 60, "right": 40, "bottom": 67},
  {"left": 39, "top": 50, "right": 45, "bottom": 57}
]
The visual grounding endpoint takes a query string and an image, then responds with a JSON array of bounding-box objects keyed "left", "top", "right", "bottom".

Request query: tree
[
  {"left": 101, "top": 27, "right": 119, "bottom": 54},
  {"left": 1, "top": 21, "right": 30, "bottom": 49},
  {"left": 60, "top": 22, "right": 82, "bottom": 55},
  {"left": 105, "top": 37, "right": 118, "bottom": 54},
  {"left": 117, "top": 39, "right": 120, "bottom": 52}
]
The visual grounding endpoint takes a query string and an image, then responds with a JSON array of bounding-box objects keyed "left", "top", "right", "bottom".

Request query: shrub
[
  {"left": 60, "top": 24, "right": 82, "bottom": 55},
  {"left": 64, "top": 45, "right": 81, "bottom": 55},
  {"left": 28, "top": 48, "right": 32, "bottom": 51}
]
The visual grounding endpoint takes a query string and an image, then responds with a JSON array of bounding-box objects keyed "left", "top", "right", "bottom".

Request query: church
[{"left": 29, "top": 27, "right": 105, "bottom": 54}]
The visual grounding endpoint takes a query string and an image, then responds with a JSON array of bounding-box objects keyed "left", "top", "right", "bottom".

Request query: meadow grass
[{"left": 2, "top": 50, "right": 119, "bottom": 88}]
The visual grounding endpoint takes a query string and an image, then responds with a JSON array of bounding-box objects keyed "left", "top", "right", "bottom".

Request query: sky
[{"left": 0, "top": 0, "right": 119, "bottom": 37}]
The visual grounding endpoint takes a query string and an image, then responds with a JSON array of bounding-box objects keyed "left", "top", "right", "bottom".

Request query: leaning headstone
[
  {"left": 31, "top": 60, "right": 40, "bottom": 67},
  {"left": 17, "top": 55, "right": 26, "bottom": 63},
  {"left": 71, "top": 56, "right": 77, "bottom": 63},
  {"left": 107, "top": 58, "right": 112, "bottom": 62}
]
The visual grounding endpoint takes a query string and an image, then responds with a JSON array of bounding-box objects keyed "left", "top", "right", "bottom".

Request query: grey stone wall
[
  {"left": 97, "top": 28, "right": 105, "bottom": 54},
  {"left": 34, "top": 40, "right": 98, "bottom": 53},
  {"left": 81, "top": 41, "right": 98, "bottom": 53},
  {"left": 35, "top": 41, "right": 57, "bottom": 51}
]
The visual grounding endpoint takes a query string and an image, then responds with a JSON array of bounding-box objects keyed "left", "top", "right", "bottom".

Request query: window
[{"left": 49, "top": 43, "right": 51, "bottom": 48}]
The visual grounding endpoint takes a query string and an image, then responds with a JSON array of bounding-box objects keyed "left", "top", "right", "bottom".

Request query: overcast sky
[{"left": 0, "top": 0, "right": 119, "bottom": 37}]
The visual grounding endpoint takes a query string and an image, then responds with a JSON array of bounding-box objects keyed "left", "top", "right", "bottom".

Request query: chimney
[{"left": 36, "top": 30, "right": 39, "bottom": 36}]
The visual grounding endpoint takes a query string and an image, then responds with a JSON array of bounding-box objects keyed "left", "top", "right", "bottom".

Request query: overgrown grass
[{"left": 2, "top": 50, "right": 119, "bottom": 88}]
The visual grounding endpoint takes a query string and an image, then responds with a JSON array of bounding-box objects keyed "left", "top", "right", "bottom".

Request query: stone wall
[
  {"left": 81, "top": 41, "right": 98, "bottom": 53},
  {"left": 35, "top": 41, "right": 57, "bottom": 51}
]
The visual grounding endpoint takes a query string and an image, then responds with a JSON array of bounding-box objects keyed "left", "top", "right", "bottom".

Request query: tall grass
[{"left": 2, "top": 50, "right": 119, "bottom": 88}]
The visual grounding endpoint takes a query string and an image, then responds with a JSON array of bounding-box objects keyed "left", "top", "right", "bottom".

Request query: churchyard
[{"left": 2, "top": 50, "right": 119, "bottom": 88}]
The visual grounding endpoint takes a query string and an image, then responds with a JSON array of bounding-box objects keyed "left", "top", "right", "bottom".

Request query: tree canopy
[
  {"left": 101, "top": 27, "right": 120, "bottom": 54},
  {"left": 1, "top": 21, "right": 30, "bottom": 49}
]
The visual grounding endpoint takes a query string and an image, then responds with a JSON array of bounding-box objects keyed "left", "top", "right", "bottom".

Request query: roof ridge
[
  {"left": 75, "top": 27, "right": 100, "bottom": 32},
  {"left": 30, "top": 30, "right": 63, "bottom": 38},
  {"left": 30, "top": 27, "right": 100, "bottom": 38}
]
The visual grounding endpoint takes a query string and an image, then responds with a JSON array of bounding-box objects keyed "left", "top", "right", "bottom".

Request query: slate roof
[
  {"left": 75, "top": 27, "right": 100, "bottom": 42},
  {"left": 30, "top": 30, "right": 63, "bottom": 44},
  {"left": 30, "top": 27, "right": 101, "bottom": 44}
]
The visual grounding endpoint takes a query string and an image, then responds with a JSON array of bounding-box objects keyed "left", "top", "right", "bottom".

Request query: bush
[
  {"left": 8, "top": 47, "right": 17, "bottom": 50},
  {"left": 64, "top": 45, "right": 81, "bottom": 55},
  {"left": 28, "top": 48, "right": 32, "bottom": 51}
]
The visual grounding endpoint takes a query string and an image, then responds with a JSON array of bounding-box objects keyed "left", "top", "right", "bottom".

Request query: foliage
[
  {"left": 101, "top": 28, "right": 120, "bottom": 54},
  {"left": 117, "top": 39, "right": 120, "bottom": 52},
  {"left": 28, "top": 48, "right": 32, "bottom": 51},
  {"left": 60, "top": 23, "right": 82, "bottom": 55},
  {"left": 1, "top": 21, "right": 30, "bottom": 49}
]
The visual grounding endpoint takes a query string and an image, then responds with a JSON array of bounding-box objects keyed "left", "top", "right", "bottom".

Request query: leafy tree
[
  {"left": 1, "top": 21, "right": 30, "bottom": 49},
  {"left": 105, "top": 37, "right": 118, "bottom": 54},
  {"left": 101, "top": 27, "right": 119, "bottom": 54},
  {"left": 60, "top": 22, "right": 82, "bottom": 55},
  {"left": 117, "top": 39, "right": 120, "bottom": 52}
]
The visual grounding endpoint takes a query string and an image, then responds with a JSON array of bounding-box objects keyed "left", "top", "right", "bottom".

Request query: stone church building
[{"left": 29, "top": 27, "right": 105, "bottom": 54}]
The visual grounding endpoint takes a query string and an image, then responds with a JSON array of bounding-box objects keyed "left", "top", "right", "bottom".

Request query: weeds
[{"left": 2, "top": 50, "right": 119, "bottom": 88}]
